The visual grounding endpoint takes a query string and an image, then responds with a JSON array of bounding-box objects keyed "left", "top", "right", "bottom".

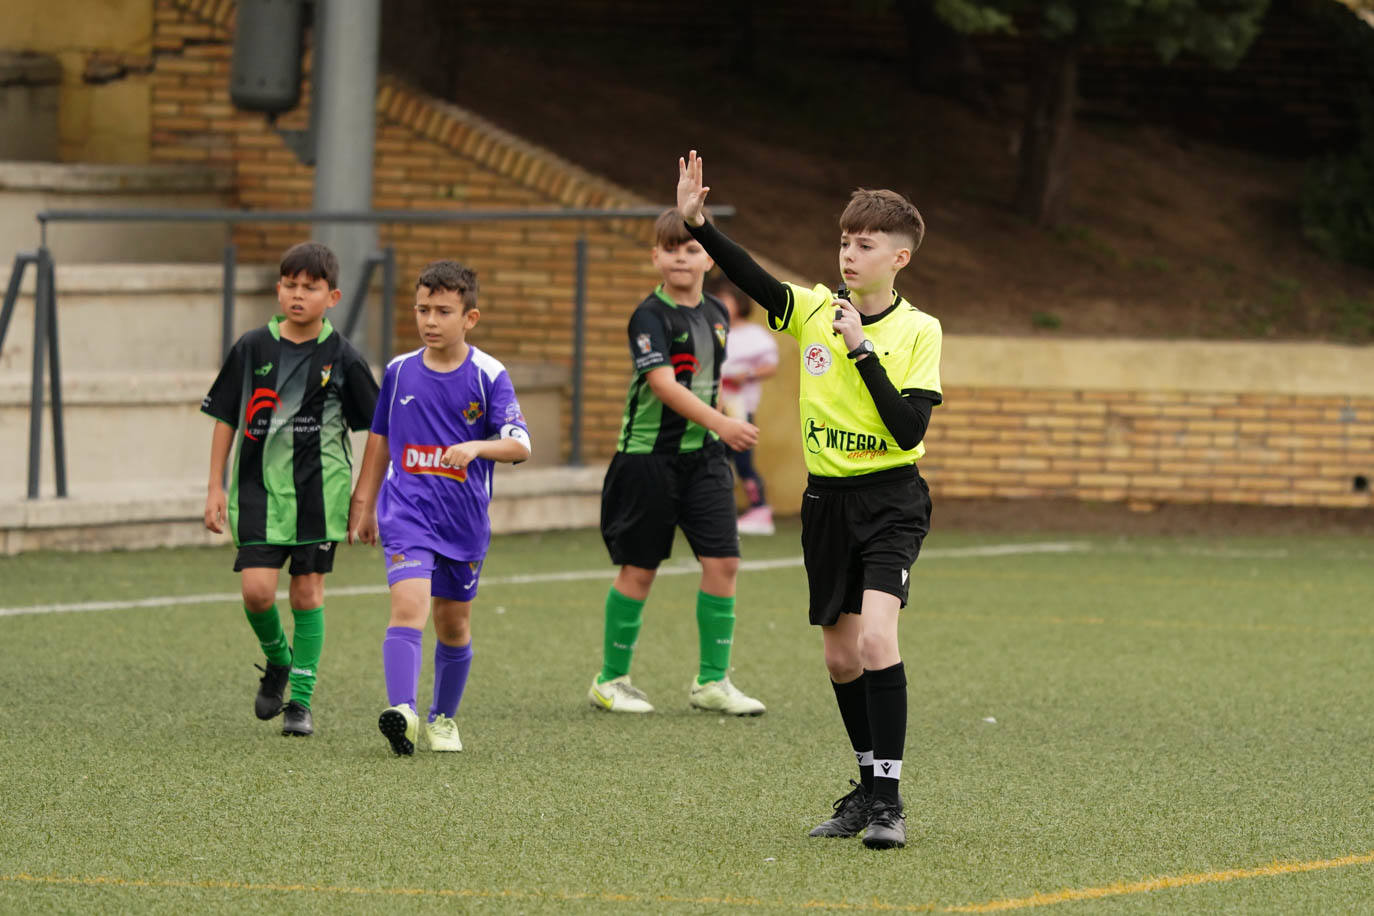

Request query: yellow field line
[
  {"left": 945, "top": 850, "right": 1374, "bottom": 912},
  {"left": 5, "top": 850, "right": 1373, "bottom": 911}
]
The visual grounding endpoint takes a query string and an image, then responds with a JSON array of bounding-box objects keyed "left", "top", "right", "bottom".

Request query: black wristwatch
[{"left": 846, "top": 339, "right": 875, "bottom": 360}]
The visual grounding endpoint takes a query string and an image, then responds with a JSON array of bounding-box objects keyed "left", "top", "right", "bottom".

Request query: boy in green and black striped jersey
[
  {"left": 202, "top": 242, "right": 379, "bottom": 737},
  {"left": 678, "top": 151, "right": 942, "bottom": 850},
  {"left": 588, "top": 210, "right": 767, "bottom": 718}
]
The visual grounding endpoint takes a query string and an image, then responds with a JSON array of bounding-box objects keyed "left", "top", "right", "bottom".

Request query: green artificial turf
[{"left": 1, "top": 522, "right": 1371, "bottom": 913}]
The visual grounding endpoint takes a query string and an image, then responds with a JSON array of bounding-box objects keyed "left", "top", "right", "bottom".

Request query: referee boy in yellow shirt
[{"left": 677, "top": 150, "right": 942, "bottom": 850}]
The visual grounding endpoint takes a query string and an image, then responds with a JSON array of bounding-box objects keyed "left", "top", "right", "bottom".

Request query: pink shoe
[{"left": 737, "top": 505, "right": 775, "bottom": 536}]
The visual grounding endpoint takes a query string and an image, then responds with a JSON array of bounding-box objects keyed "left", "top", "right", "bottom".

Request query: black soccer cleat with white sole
[{"left": 808, "top": 780, "right": 871, "bottom": 838}]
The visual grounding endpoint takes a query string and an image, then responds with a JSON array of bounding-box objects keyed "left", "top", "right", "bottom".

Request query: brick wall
[
  {"left": 151, "top": 0, "right": 666, "bottom": 461},
  {"left": 750, "top": 336, "right": 1374, "bottom": 517},
  {"left": 923, "top": 389, "right": 1374, "bottom": 508}
]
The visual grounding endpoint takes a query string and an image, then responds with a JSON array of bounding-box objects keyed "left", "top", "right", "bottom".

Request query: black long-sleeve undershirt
[{"left": 686, "top": 217, "right": 934, "bottom": 450}]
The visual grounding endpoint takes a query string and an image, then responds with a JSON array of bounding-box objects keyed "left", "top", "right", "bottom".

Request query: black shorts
[
  {"left": 800, "top": 466, "right": 931, "bottom": 626},
  {"left": 234, "top": 542, "right": 337, "bottom": 576},
  {"left": 600, "top": 443, "right": 740, "bottom": 569}
]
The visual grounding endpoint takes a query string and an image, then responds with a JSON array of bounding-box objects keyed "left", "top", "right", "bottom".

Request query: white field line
[{"left": 0, "top": 541, "right": 1089, "bottom": 618}]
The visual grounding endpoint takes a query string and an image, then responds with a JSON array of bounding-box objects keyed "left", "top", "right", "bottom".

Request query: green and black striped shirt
[
  {"left": 616, "top": 286, "right": 729, "bottom": 455},
  {"left": 202, "top": 316, "right": 379, "bottom": 546}
]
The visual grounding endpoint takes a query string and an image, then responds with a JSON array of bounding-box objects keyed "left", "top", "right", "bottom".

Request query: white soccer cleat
[
  {"left": 425, "top": 713, "right": 463, "bottom": 752},
  {"left": 689, "top": 676, "right": 766, "bottom": 716},
  {"left": 588, "top": 675, "right": 655, "bottom": 713}
]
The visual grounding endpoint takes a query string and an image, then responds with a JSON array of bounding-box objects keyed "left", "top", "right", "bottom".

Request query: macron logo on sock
[{"left": 874, "top": 759, "right": 902, "bottom": 780}]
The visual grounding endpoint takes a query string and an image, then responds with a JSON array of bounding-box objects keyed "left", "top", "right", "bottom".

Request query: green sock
[
  {"left": 598, "top": 587, "right": 645, "bottom": 683},
  {"left": 244, "top": 603, "right": 292, "bottom": 666},
  {"left": 287, "top": 606, "right": 325, "bottom": 708},
  {"left": 696, "top": 590, "right": 736, "bottom": 685}
]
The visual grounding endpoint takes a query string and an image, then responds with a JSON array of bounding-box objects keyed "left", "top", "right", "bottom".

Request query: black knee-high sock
[
  {"left": 831, "top": 673, "right": 874, "bottom": 792},
  {"left": 865, "top": 662, "right": 907, "bottom": 804}
]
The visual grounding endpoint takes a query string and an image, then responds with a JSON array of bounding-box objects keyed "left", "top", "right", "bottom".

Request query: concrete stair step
[
  {"left": 0, "top": 161, "right": 235, "bottom": 263},
  {"left": 1, "top": 263, "right": 278, "bottom": 374},
  {"left": 0, "top": 370, "right": 246, "bottom": 499},
  {"left": 0, "top": 464, "right": 607, "bottom": 554}
]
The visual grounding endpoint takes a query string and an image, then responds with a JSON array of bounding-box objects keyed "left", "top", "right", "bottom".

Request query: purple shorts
[{"left": 383, "top": 545, "right": 484, "bottom": 602}]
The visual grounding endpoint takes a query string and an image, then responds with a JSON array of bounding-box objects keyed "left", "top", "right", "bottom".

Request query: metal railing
[{"left": 2, "top": 205, "right": 732, "bottom": 498}]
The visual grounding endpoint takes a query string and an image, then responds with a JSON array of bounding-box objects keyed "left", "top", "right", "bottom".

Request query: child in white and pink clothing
[{"left": 709, "top": 274, "right": 780, "bottom": 535}]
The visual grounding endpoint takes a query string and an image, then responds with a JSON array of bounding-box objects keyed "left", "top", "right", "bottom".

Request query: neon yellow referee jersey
[{"left": 769, "top": 283, "right": 942, "bottom": 477}]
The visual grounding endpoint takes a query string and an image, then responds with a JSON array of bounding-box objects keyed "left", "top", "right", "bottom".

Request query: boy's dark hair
[
  {"left": 279, "top": 241, "right": 340, "bottom": 290},
  {"left": 840, "top": 189, "right": 925, "bottom": 253},
  {"left": 416, "top": 260, "right": 479, "bottom": 311},
  {"left": 654, "top": 207, "right": 710, "bottom": 249},
  {"left": 705, "top": 273, "right": 751, "bottom": 320}
]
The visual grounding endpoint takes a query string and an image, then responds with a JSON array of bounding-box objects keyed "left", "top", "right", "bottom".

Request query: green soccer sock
[
  {"left": 598, "top": 587, "right": 646, "bottom": 683},
  {"left": 287, "top": 606, "right": 325, "bottom": 709},
  {"left": 244, "top": 603, "right": 292, "bottom": 666},
  {"left": 696, "top": 590, "right": 736, "bottom": 685}
]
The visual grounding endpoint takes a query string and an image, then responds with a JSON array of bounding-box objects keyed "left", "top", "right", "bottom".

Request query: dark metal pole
[
  {"left": 1, "top": 253, "right": 35, "bottom": 354},
  {"left": 222, "top": 243, "right": 237, "bottom": 360},
  {"left": 380, "top": 246, "right": 396, "bottom": 360},
  {"left": 43, "top": 249, "right": 67, "bottom": 497},
  {"left": 27, "top": 247, "right": 49, "bottom": 498},
  {"left": 342, "top": 254, "right": 380, "bottom": 339},
  {"left": 570, "top": 236, "right": 587, "bottom": 467}
]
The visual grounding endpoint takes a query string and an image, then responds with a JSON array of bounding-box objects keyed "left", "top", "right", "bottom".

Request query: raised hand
[{"left": 677, "top": 150, "right": 710, "bottom": 227}]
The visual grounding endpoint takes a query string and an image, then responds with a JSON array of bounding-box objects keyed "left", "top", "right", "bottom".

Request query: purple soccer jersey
[{"left": 372, "top": 346, "right": 531, "bottom": 561}]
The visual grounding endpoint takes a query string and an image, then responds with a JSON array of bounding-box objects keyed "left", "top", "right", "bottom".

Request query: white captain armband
[{"left": 501, "top": 423, "right": 532, "bottom": 463}]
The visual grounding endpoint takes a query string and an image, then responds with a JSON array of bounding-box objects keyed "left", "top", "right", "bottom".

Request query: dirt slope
[{"left": 437, "top": 41, "right": 1374, "bottom": 342}]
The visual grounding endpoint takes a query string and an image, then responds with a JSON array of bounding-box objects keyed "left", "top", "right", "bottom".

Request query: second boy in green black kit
[
  {"left": 203, "top": 241, "right": 379, "bottom": 737},
  {"left": 589, "top": 209, "right": 767, "bottom": 717}
]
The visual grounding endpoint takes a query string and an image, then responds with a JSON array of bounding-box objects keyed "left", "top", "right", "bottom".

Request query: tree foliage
[{"left": 927, "top": 0, "right": 1270, "bottom": 225}]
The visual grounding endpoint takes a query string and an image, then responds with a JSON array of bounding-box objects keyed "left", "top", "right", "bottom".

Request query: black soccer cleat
[
  {"left": 281, "top": 700, "right": 314, "bottom": 737},
  {"left": 808, "top": 780, "right": 871, "bottom": 838},
  {"left": 254, "top": 662, "right": 292, "bottom": 720},
  {"left": 861, "top": 798, "right": 907, "bottom": 849}
]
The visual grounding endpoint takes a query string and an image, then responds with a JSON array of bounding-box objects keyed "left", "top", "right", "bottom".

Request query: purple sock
[
  {"left": 382, "top": 626, "right": 423, "bottom": 709},
  {"left": 429, "top": 640, "right": 473, "bottom": 722}
]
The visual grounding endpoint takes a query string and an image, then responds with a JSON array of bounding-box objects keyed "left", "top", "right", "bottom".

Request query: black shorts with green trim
[
  {"left": 234, "top": 542, "right": 337, "bottom": 576},
  {"left": 800, "top": 465, "right": 931, "bottom": 626},
  {"left": 600, "top": 442, "right": 740, "bottom": 569}
]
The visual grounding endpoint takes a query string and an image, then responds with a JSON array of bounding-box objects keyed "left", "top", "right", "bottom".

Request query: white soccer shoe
[
  {"left": 425, "top": 713, "right": 463, "bottom": 752},
  {"left": 587, "top": 675, "right": 655, "bottom": 713},
  {"left": 689, "top": 676, "right": 766, "bottom": 716}
]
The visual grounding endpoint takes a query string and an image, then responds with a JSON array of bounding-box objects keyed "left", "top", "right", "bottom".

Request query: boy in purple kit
[{"left": 349, "top": 260, "right": 531, "bottom": 755}]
